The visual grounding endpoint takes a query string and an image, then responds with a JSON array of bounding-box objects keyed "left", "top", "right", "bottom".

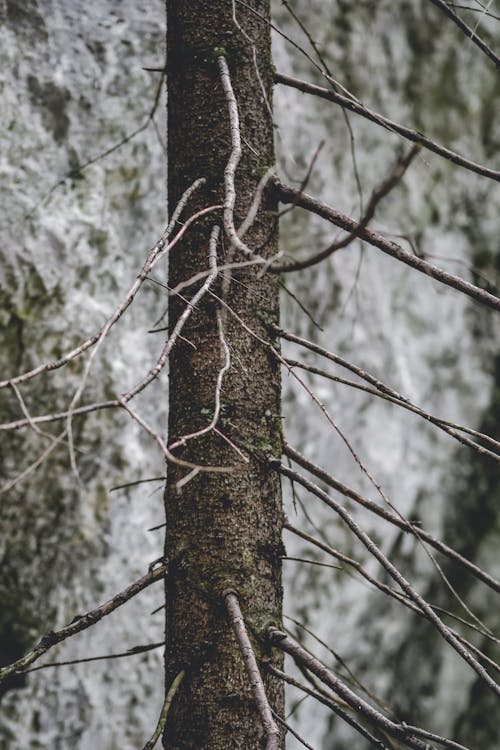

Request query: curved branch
[
  {"left": 271, "top": 146, "right": 419, "bottom": 273},
  {"left": 277, "top": 182, "right": 500, "bottom": 312}
]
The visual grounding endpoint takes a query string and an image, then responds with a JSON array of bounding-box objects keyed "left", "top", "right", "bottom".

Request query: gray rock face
[
  {"left": 0, "top": 1, "right": 498, "bottom": 748},
  {"left": 274, "top": 2, "right": 500, "bottom": 748},
  {"left": 0, "top": 2, "right": 168, "bottom": 747}
]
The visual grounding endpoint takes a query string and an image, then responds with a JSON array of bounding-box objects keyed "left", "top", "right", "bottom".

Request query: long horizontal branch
[
  {"left": 277, "top": 182, "right": 500, "bottom": 312},
  {"left": 275, "top": 73, "right": 500, "bottom": 182},
  {"left": 0, "top": 563, "right": 167, "bottom": 684},
  {"left": 284, "top": 444, "right": 500, "bottom": 594}
]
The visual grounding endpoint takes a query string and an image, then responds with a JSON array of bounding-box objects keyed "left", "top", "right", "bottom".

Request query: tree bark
[{"left": 164, "top": 2, "right": 284, "bottom": 748}]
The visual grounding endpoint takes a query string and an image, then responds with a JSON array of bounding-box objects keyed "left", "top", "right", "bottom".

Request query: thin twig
[
  {"left": 0, "top": 180, "right": 210, "bottom": 393},
  {"left": 272, "top": 464, "right": 500, "bottom": 697},
  {"left": 120, "top": 221, "right": 222, "bottom": 405},
  {"left": 25, "top": 642, "right": 164, "bottom": 672},
  {"left": 282, "top": 356, "right": 500, "bottom": 462},
  {"left": 27, "top": 71, "right": 166, "bottom": 218},
  {"left": 0, "top": 400, "right": 119, "bottom": 432},
  {"left": 283, "top": 443, "right": 500, "bottom": 594},
  {"left": 0, "top": 430, "right": 67, "bottom": 496},
  {"left": 218, "top": 56, "right": 259, "bottom": 259},
  {"left": 284, "top": 523, "right": 500, "bottom": 678},
  {"left": 266, "top": 664, "right": 390, "bottom": 750},
  {"left": 269, "top": 629, "right": 470, "bottom": 750},
  {"left": 168, "top": 227, "right": 236, "bottom": 463},
  {"left": 428, "top": 0, "right": 500, "bottom": 66},
  {"left": 271, "top": 710, "right": 316, "bottom": 750},
  {"left": 119, "top": 400, "right": 237, "bottom": 477}
]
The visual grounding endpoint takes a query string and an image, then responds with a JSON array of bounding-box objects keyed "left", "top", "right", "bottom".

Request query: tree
[
  {"left": 0, "top": 1, "right": 499, "bottom": 749},
  {"left": 164, "top": 2, "right": 283, "bottom": 747}
]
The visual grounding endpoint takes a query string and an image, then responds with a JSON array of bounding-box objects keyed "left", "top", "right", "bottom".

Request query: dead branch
[
  {"left": 25, "top": 642, "right": 164, "bottom": 673},
  {"left": 282, "top": 356, "right": 500, "bottom": 462},
  {"left": 142, "top": 670, "right": 185, "bottom": 750},
  {"left": 277, "top": 182, "right": 500, "bottom": 311},
  {"left": 223, "top": 589, "right": 281, "bottom": 750},
  {"left": 428, "top": 0, "right": 500, "bottom": 66},
  {"left": 0, "top": 180, "right": 212, "bottom": 393},
  {"left": 283, "top": 443, "right": 500, "bottom": 594},
  {"left": 271, "top": 463, "right": 500, "bottom": 696},
  {"left": 271, "top": 146, "right": 420, "bottom": 272},
  {"left": 274, "top": 73, "right": 500, "bottom": 182},
  {"left": 269, "top": 629, "right": 470, "bottom": 750},
  {"left": 266, "top": 663, "right": 390, "bottom": 750},
  {"left": 0, "top": 563, "right": 167, "bottom": 684}
]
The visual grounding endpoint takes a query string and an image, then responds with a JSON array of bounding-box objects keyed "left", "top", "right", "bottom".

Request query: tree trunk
[{"left": 164, "top": 2, "right": 284, "bottom": 748}]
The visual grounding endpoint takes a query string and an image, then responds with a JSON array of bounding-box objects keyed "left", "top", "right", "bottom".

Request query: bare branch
[
  {"left": 271, "top": 146, "right": 420, "bottom": 273},
  {"left": 428, "top": 0, "right": 500, "bottom": 66},
  {"left": 142, "top": 670, "right": 185, "bottom": 750},
  {"left": 282, "top": 356, "right": 500, "bottom": 462},
  {"left": 283, "top": 443, "right": 500, "bottom": 594},
  {"left": 275, "top": 73, "right": 500, "bottom": 182},
  {"left": 271, "top": 710, "right": 316, "bottom": 750},
  {"left": 266, "top": 663, "right": 391, "bottom": 750},
  {"left": 120, "top": 225, "right": 221, "bottom": 405},
  {"left": 25, "top": 642, "right": 164, "bottom": 672},
  {"left": 118, "top": 400, "right": 237, "bottom": 477},
  {"left": 0, "top": 563, "right": 167, "bottom": 684},
  {"left": 276, "top": 327, "right": 500, "bottom": 454},
  {"left": 223, "top": 589, "right": 281, "bottom": 750},
  {"left": 0, "top": 430, "right": 67, "bottom": 496},
  {"left": 27, "top": 71, "right": 166, "bottom": 218},
  {"left": 284, "top": 525, "right": 499, "bottom": 650},
  {"left": 277, "top": 182, "right": 500, "bottom": 311},
  {"left": 269, "top": 629, "right": 471, "bottom": 750},
  {"left": 271, "top": 463, "right": 500, "bottom": 696},
  {"left": 0, "top": 400, "right": 118, "bottom": 432},
  {"left": 0, "top": 180, "right": 212, "bottom": 393}
]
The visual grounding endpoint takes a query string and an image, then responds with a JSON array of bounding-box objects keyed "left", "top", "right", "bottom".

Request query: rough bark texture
[{"left": 164, "top": 2, "right": 284, "bottom": 748}]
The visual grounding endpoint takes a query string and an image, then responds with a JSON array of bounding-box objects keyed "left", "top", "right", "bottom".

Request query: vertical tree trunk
[{"left": 164, "top": 2, "right": 284, "bottom": 748}]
